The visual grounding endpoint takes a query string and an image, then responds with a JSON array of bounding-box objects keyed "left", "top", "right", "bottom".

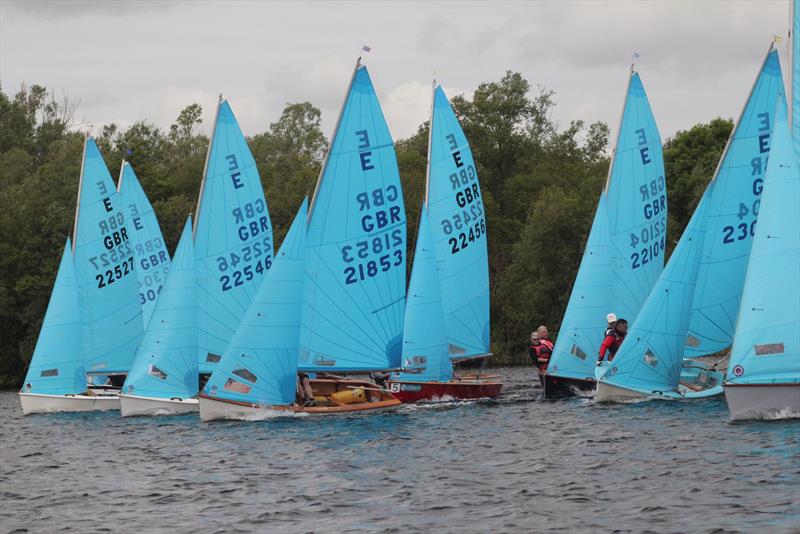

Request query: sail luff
[
  {"left": 604, "top": 65, "right": 635, "bottom": 194},
  {"left": 424, "top": 79, "right": 436, "bottom": 207},
  {"left": 193, "top": 95, "right": 222, "bottom": 238},
  {"left": 308, "top": 57, "right": 362, "bottom": 225},
  {"left": 71, "top": 133, "right": 89, "bottom": 254}
]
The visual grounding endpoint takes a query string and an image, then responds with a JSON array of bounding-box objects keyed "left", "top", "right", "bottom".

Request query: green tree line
[{"left": 0, "top": 75, "right": 732, "bottom": 387}]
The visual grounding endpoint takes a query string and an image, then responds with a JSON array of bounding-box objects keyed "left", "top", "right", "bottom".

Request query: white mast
[
  {"left": 193, "top": 94, "right": 223, "bottom": 238},
  {"left": 71, "top": 133, "right": 90, "bottom": 254}
]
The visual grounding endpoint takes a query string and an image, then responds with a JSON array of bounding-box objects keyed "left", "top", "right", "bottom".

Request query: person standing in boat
[
  {"left": 598, "top": 318, "right": 628, "bottom": 365},
  {"left": 529, "top": 331, "right": 552, "bottom": 372}
]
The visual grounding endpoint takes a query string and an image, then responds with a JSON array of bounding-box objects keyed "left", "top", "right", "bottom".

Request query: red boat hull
[{"left": 386, "top": 379, "right": 502, "bottom": 403}]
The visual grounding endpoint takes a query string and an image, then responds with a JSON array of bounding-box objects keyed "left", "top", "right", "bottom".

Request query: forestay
[
  {"left": 117, "top": 162, "right": 171, "bottom": 327},
  {"left": 21, "top": 239, "right": 85, "bottom": 395},
  {"left": 123, "top": 218, "right": 197, "bottom": 400},
  {"left": 685, "top": 48, "right": 784, "bottom": 357},
  {"left": 727, "top": 95, "right": 799, "bottom": 386},
  {"left": 427, "top": 86, "right": 490, "bottom": 359},
  {"left": 73, "top": 137, "right": 143, "bottom": 374},
  {"left": 204, "top": 200, "right": 307, "bottom": 406},
  {"left": 394, "top": 209, "right": 452, "bottom": 382},
  {"left": 299, "top": 61, "right": 406, "bottom": 371},
  {"left": 194, "top": 100, "right": 272, "bottom": 374},
  {"left": 548, "top": 70, "right": 664, "bottom": 382}
]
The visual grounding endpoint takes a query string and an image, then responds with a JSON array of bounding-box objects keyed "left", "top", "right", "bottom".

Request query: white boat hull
[
  {"left": 724, "top": 384, "right": 800, "bottom": 421},
  {"left": 595, "top": 381, "right": 646, "bottom": 403},
  {"left": 19, "top": 392, "right": 119, "bottom": 415},
  {"left": 119, "top": 394, "right": 199, "bottom": 417},
  {"left": 199, "top": 395, "right": 276, "bottom": 421}
]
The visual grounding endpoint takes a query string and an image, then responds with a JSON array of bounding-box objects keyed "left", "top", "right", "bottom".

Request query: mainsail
[
  {"left": 73, "top": 137, "right": 143, "bottom": 374},
  {"left": 395, "top": 208, "right": 452, "bottom": 382},
  {"left": 299, "top": 60, "right": 406, "bottom": 371},
  {"left": 123, "top": 218, "right": 197, "bottom": 399},
  {"left": 117, "top": 161, "right": 171, "bottom": 327},
  {"left": 21, "top": 239, "right": 85, "bottom": 395},
  {"left": 727, "top": 94, "right": 799, "bottom": 386},
  {"left": 194, "top": 99, "right": 272, "bottom": 374},
  {"left": 204, "top": 200, "right": 307, "bottom": 406},
  {"left": 685, "top": 48, "right": 784, "bottom": 357},
  {"left": 548, "top": 69, "right": 665, "bottom": 382},
  {"left": 792, "top": 0, "right": 799, "bottom": 150},
  {"left": 427, "top": 85, "right": 490, "bottom": 359}
]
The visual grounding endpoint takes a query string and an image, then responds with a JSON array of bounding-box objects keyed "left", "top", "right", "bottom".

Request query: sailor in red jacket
[
  {"left": 529, "top": 331, "right": 552, "bottom": 372},
  {"left": 598, "top": 318, "right": 628, "bottom": 365}
]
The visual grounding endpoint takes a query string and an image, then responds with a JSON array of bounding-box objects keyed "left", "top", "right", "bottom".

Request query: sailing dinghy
[
  {"left": 19, "top": 240, "right": 117, "bottom": 414},
  {"left": 120, "top": 218, "right": 199, "bottom": 416},
  {"left": 386, "top": 84, "right": 501, "bottom": 402},
  {"left": 199, "top": 200, "right": 400, "bottom": 420},
  {"left": 298, "top": 57, "right": 407, "bottom": 378},
  {"left": 544, "top": 68, "right": 666, "bottom": 397},
  {"left": 724, "top": 72, "right": 799, "bottom": 420},
  {"left": 194, "top": 98, "right": 273, "bottom": 386},
  {"left": 117, "top": 161, "right": 171, "bottom": 328},
  {"left": 597, "top": 46, "right": 785, "bottom": 402}
]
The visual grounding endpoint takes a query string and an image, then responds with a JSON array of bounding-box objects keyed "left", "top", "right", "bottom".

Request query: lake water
[{"left": 1, "top": 367, "right": 798, "bottom": 533}]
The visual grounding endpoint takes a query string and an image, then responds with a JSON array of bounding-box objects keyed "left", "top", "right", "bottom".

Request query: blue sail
[
  {"left": 394, "top": 208, "right": 452, "bottom": 382},
  {"left": 599, "top": 193, "right": 711, "bottom": 394},
  {"left": 548, "top": 70, "right": 664, "bottom": 382},
  {"left": 685, "top": 49, "right": 784, "bottom": 357},
  {"left": 299, "top": 61, "right": 406, "bottom": 372},
  {"left": 546, "top": 197, "right": 613, "bottom": 381},
  {"left": 194, "top": 99, "right": 273, "bottom": 374},
  {"left": 117, "top": 162, "right": 171, "bottom": 327},
  {"left": 204, "top": 199, "right": 307, "bottom": 406},
  {"left": 123, "top": 218, "right": 197, "bottom": 399},
  {"left": 426, "top": 85, "right": 490, "bottom": 359},
  {"left": 22, "top": 239, "right": 85, "bottom": 394},
  {"left": 793, "top": 0, "right": 799, "bottom": 151},
  {"left": 73, "top": 137, "right": 143, "bottom": 374},
  {"left": 727, "top": 95, "right": 799, "bottom": 386}
]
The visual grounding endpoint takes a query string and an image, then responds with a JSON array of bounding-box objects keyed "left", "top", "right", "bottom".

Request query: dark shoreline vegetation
[{"left": 0, "top": 74, "right": 733, "bottom": 387}]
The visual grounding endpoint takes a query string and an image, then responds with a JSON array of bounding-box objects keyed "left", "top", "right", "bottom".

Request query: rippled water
[{"left": 1, "top": 367, "right": 799, "bottom": 533}]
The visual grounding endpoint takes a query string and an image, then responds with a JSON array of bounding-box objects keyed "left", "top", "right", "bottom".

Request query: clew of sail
[
  {"left": 548, "top": 70, "right": 664, "bottom": 382},
  {"left": 194, "top": 100, "right": 273, "bottom": 374},
  {"left": 727, "top": 93, "right": 799, "bottom": 386},
  {"left": 204, "top": 199, "right": 307, "bottom": 406},
  {"left": 123, "top": 218, "right": 197, "bottom": 399},
  {"left": 427, "top": 85, "right": 490, "bottom": 359},
  {"left": 685, "top": 48, "right": 784, "bottom": 357},
  {"left": 117, "top": 162, "right": 171, "bottom": 328},
  {"left": 73, "top": 137, "right": 143, "bottom": 374},
  {"left": 21, "top": 239, "right": 85, "bottom": 394},
  {"left": 299, "top": 61, "right": 406, "bottom": 372},
  {"left": 395, "top": 208, "right": 452, "bottom": 382}
]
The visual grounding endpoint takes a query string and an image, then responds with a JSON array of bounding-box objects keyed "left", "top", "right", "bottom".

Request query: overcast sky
[{"left": 0, "top": 0, "right": 793, "bottom": 145}]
